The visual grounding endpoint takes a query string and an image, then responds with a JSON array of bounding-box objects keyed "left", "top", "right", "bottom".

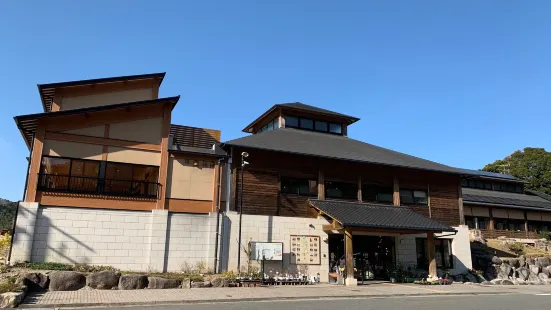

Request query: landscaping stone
[
  {"left": 513, "top": 279, "right": 527, "bottom": 285},
  {"left": 491, "top": 256, "right": 502, "bottom": 265},
  {"left": 526, "top": 257, "right": 535, "bottom": 266},
  {"left": 181, "top": 278, "right": 191, "bottom": 289},
  {"left": 0, "top": 291, "right": 26, "bottom": 308},
  {"left": 537, "top": 257, "right": 551, "bottom": 268},
  {"left": 118, "top": 274, "right": 148, "bottom": 290},
  {"left": 517, "top": 267, "right": 529, "bottom": 280},
  {"left": 497, "top": 264, "right": 512, "bottom": 280},
  {"left": 538, "top": 273, "right": 549, "bottom": 281},
  {"left": 501, "top": 279, "right": 514, "bottom": 285},
  {"left": 147, "top": 277, "right": 181, "bottom": 289},
  {"left": 87, "top": 271, "right": 121, "bottom": 290},
  {"left": 490, "top": 279, "right": 502, "bottom": 285},
  {"left": 49, "top": 271, "right": 86, "bottom": 291},
  {"left": 211, "top": 277, "right": 230, "bottom": 288},
  {"left": 530, "top": 265, "right": 540, "bottom": 275},
  {"left": 16, "top": 273, "right": 49, "bottom": 292},
  {"left": 453, "top": 274, "right": 464, "bottom": 283},
  {"left": 542, "top": 266, "right": 550, "bottom": 277},
  {"left": 519, "top": 255, "right": 526, "bottom": 268},
  {"left": 191, "top": 281, "right": 212, "bottom": 288},
  {"left": 528, "top": 274, "right": 541, "bottom": 284},
  {"left": 480, "top": 281, "right": 492, "bottom": 285}
]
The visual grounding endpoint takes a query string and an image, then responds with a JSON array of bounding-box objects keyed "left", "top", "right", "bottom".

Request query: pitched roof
[
  {"left": 309, "top": 199, "right": 455, "bottom": 232},
  {"left": 38, "top": 72, "right": 166, "bottom": 112},
  {"left": 242, "top": 102, "right": 359, "bottom": 133},
  {"left": 527, "top": 190, "right": 551, "bottom": 203},
  {"left": 223, "top": 128, "right": 464, "bottom": 174},
  {"left": 462, "top": 188, "right": 551, "bottom": 211},
  {"left": 458, "top": 168, "right": 522, "bottom": 182}
]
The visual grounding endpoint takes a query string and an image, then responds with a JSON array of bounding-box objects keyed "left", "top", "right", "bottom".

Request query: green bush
[
  {"left": 538, "top": 231, "right": 551, "bottom": 240},
  {"left": 0, "top": 234, "right": 11, "bottom": 251},
  {"left": 25, "top": 262, "right": 73, "bottom": 271},
  {"left": 0, "top": 278, "right": 20, "bottom": 294},
  {"left": 507, "top": 242, "right": 525, "bottom": 255},
  {"left": 73, "top": 264, "right": 119, "bottom": 273}
]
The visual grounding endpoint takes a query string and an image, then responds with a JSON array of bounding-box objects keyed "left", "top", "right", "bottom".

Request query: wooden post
[
  {"left": 427, "top": 232, "right": 437, "bottom": 278},
  {"left": 357, "top": 176, "right": 362, "bottom": 202},
  {"left": 458, "top": 184, "right": 465, "bottom": 225},
  {"left": 393, "top": 177, "right": 400, "bottom": 206},
  {"left": 524, "top": 211, "right": 529, "bottom": 237},
  {"left": 345, "top": 228, "right": 354, "bottom": 279},
  {"left": 489, "top": 208, "right": 495, "bottom": 230},
  {"left": 318, "top": 170, "right": 325, "bottom": 200},
  {"left": 25, "top": 124, "right": 45, "bottom": 202},
  {"left": 156, "top": 103, "right": 172, "bottom": 210}
]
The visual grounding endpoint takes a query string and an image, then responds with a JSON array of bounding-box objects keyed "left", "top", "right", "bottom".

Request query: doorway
[{"left": 328, "top": 234, "right": 396, "bottom": 281}]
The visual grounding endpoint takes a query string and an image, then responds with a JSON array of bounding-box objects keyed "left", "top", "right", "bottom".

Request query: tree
[
  {"left": 482, "top": 148, "right": 551, "bottom": 195},
  {"left": 0, "top": 199, "right": 17, "bottom": 231}
]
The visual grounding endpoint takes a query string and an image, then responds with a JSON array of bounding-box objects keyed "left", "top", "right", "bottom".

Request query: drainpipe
[{"left": 213, "top": 158, "right": 223, "bottom": 273}]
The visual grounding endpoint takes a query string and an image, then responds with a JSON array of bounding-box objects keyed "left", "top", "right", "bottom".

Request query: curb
[{"left": 19, "top": 291, "right": 514, "bottom": 309}]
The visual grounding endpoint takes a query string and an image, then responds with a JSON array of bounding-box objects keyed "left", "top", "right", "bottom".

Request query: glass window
[
  {"left": 41, "top": 157, "right": 70, "bottom": 175},
  {"left": 285, "top": 116, "right": 299, "bottom": 128},
  {"left": 314, "top": 121, "right": 328, "bottom": 132},
  {"left": 416, "top": 238, "right": 453, "bottom": 269},
  {"left": 325, "top": 181, "right": 357, "bottom": 200},
  {"left": 465, "top": 216, "right": 476, "bottom": 229},
  {"left": 399, "top": 189, "right": 414, "bottom": 205},
  {"left": 281, "top": 177, "right": 317, "bottom": 196},
  {"left": 329, "top": 123, "right": 342, "bottom": 134},
  {"left": 413, "top": 190, "right": 428, "bottom": 205},
  {"left": 267, "top": 121, "right": 274, "bottom": 131},
  {"left": 376, "top": 187, "right": 393, "bottom": 203},
  {"left": 484, "top": 182, "right": 492, "bottom": 190},
  {"left": 478, "top": 218, "right": 488, "bottom": 229},
  {"left": 300, "top": 118, "right": 314, "bottom": 130}
]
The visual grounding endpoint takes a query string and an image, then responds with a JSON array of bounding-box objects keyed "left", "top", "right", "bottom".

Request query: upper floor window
[
  {"left": 259, "top": 118, "right": 278, "bottom": 133},
  {"left": 284, "top": 115, "right": 343, "bottom": 135},
  {"left": 326, "top": 181, "right": 357, "bottom": 200},
  {"left": 461, "top": 179, "right": 522, "bottom": 193},
  {"left": 361, "top": 184, "right": 393, "bottom": 203},
  {"left": 281, "top": 177, "right": 317, "bottom": 196},
  {"left": 400, "top": 189, "right": 428, "bottom": 205}
]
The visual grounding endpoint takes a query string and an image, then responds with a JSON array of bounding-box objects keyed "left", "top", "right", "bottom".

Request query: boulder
[
  {"left": 519, "top": 255, "right": 526, "bottom": 268},
  {"left": 516, "top": 267, "right": 529, "bottom": 280},
  {"left": 485, "top": 266, "right": 497, "bottom": 281},
  {"left": 501, "top": 279, "right": 515, "bottom": 285},
  {"left": 492, "top": 256, "right": 502, "bottom": 265},
  {"left": 86, "top": 271, "right": 121, "bottom": 290},
  {"left": 500, "top": 264, "right": 512, "bottom": 276},
  {"left": 465, "top": 273, "right": 478, "bottom": 283},
  {"left": 490, "top": 279, "right": 503, "bottom": 285},
  {"left": 191, "top": 281, "right": 212, "bottom": 288},
  {"left": 211, "top": 278, "right": 230, "bottom": 288},
  {"left": 147, "top": 277, "right": 181, "bottom": 289},
  {"left": 514, "top": 279, "right": 527, "bottom": 285},
  {"left": 181, "top": 278, "right": 191, "bottom": 289},
  {"left": 526, "top": 257, "right": 535, "bottom": 266},
  {"left": 118, "top": 274, "right": 148, "bottom": 290},
  {"left": 530, "top": 265, "right": 541, "bottom": 275},
  {"left": 536, "top": 257, "right": 551, "bottom": 268},
  {"left": 49, "top": 271, "right": 86, "bottom": 291},
  {"left": 538, "top": 273, "right": 549, "bottom": 281},
  {"left": 528, "top": 274, "right": 541, "bottom": 284},
  {"left": 542, "top": 266, "right": 550, "bottom": 277},
  {"left": 454, "top": 274, "right": 464, "bottom": 283},
  {"left": 0, "top": 291, "right": 26, "bottom": 308},
  {"left": 480, "top": 281, "right": 492, "bottom": 285},
  {"left": 16, "top": 273, "right": 49, "bottom": 292}
]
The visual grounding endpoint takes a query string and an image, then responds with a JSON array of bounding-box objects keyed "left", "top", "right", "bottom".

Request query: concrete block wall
[
  {"left": 9, "top": 202, "right": 39, "bottom": 263},
  {"left": 395, "top": 225, "right": 472, "bottom": 275},
  {"left": 223, "top": 212, "right": 332, "bottom": 282}
]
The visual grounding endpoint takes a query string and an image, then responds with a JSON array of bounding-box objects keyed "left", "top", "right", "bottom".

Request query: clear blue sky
[{"left": 0, "top": 1, "right": 550, "bottom": 201}]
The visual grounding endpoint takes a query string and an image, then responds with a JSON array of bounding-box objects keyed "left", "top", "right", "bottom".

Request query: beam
[
  {"left": 156, "top": 103, "right": 172, "bottom": 210},
  {"left": 318, "top": 169, "right": 325, "bottom": 200},
  {"left": 458, "top": 183, "right": 465, "bottom": 225},
  {"left": 322, "top": 219, "right": 343, "bottom": 231},
  {"left": 44, "top": 131, "right": 161, "bottom": 152},
  {"left": 427, "top": 232, "right": 437, "bottom": 278},
  {"left": 345, "top": 228, "right": 354, "bottom": 280},
  {"left": 357, "top": 176, "right": 362, "bottom": 202},
  {"left": 489, "top": 207, "right": 495, "bottom": 230},
  {"left": 25, "top": 125, "right": 45, "bottom": 202},
  {"left": 393, "top": 177, "right": 400, "bottom": 206}
]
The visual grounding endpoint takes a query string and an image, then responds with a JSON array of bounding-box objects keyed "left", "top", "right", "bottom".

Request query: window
[
  {"left": 465, "top": 216, "right": 476, "bottom": 229},
  {"left": 376, "top": 187, "right": 393, "bottom": 203},
  {"left": 314, "top": 121, "right": 328, "bottom": 132},
  {"left": 258, "top": 118, "right": 278, "bottom": 133},
  {"left": 285, "top": 116, "right": 299, "bottom": 128},
  {"left": 325, "top": 181, "right": 357, "bottom": 200},
  {"left": 329, "top": 123, "right": 342, "bottom": 134},
  {"left": 416, "top": 238, "right": 453, "bottom": 269},
  {"left": 494, "top": 219, "right": 525, "bottom": 231},
  {"left": 281, "top": 177, "right": 317, "bottom": 196},
  {"left": 465, "top": 216, "right": 489, "bottom": 230},
  {"left": 105, "top": 162, "right": 159, "bottom": 197},
  {"left": 299, "top": 118, "right": 314, "bottom": 130},
  {"left": 39, "top": 156, "right": 100, "bottom": 192},
  {"left": 399, "top": 189, "right": 428, "bottom": 205}
]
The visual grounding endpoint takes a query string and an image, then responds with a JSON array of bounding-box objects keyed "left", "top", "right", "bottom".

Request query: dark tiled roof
[
  {"left": 309, "top": 199, "right": 455, "bottom": 232},
  {"left": 223, "top": 128, "right": 463, "bottom": 174},
  {"left": 462, "top": 188, "right": 551, "bottom": 211},
  {"left": 169, "top": 145, "right": 227, "bottom": 157},
  {"left": 526, "top": 190, "right": 551, "bottom": 203},
  {"left": 458, "top": 168, "right": 521, "bottom": 182},
  {"left": 278, "top": 102, "right": 359, "bottom": 122}
]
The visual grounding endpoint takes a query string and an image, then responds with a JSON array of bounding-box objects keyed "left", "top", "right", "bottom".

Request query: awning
[{"left": 309, "top": 199, "right": 456, "bottom": 233}]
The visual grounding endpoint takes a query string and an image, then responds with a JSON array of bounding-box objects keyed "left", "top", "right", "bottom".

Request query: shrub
[
  {"left": 507, "top": 242, "right": 525, "bottom": 255},
  {"left": 73, "top": 264, "right": 119, "bottom": 273},
  {"left": 0, "top": 282, "right": 19, "bottom": 294},
  {"left": 538, "top": 231, "right": 551, "bottom": 240},
  {"left": 222, "top": 270, "right": 238, "bottom": 282},
  {"left": 0, "top": 234, "right": 11, "bottom": 251},
  {"left": 25, "top": 262, "right": 73, "bottom": 271}
]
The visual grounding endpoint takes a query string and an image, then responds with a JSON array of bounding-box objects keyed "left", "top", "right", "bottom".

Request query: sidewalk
[{"left": 19, "top": 283, "right": 527, "bottom": 308}]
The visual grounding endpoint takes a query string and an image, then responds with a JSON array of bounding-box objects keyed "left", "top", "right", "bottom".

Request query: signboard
[
  {"left": 250, "top": 242, "right": 283, "bottom": 261},
  {"left": 290, "top": 235, "right": 321, "bottom": 265}
]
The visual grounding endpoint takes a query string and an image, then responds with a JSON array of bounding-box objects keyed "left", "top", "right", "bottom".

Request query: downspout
[{"left": 213, "top": 158, "right": 223, "bottom": 273}]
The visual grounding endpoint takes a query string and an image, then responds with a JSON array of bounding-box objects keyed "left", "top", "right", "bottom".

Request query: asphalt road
[{"left": 64, "top": 294, "right": 551, "bottom": 310}]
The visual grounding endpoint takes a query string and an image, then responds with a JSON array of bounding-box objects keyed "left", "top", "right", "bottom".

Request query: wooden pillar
[
  {"left": 393, "top": 177, "right": 400, "bottom": 206},
  {"left": 524, "top": 211, "right": 529, "bottom": 236},
  {"left": 25, "top": 125, "right": 45, "bottom": 202},
  {"left": 458, "top": 184, "right": 465, "bottom": 225},
  {"left": 427, "top": 232, "right": 437, "bottom": 278},
  {"left": 51, "top": 94, "right": 61, "bottom": 112},
  {"left": 489, "top": 208, "right": 495, "bottom": 230},
  {"left": 357, "top": 176, "right": 362, "bottom": 202},
  {"left": 318, "top": 170, "right": 325, "bottom": 200},
  {"left": 156, "top": 103, "right": 172, "bottom": 210},
  {"left": 345, "top": 228, "right": 354, "bottom": 279}
]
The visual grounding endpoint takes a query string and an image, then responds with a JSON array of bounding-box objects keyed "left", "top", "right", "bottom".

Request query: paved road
[{"left": 63, "top": 294, "right": 551, "bottom": 310}]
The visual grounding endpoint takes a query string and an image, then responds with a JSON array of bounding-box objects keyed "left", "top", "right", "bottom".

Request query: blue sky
[{"left": 0, "top": 1, "right": 550, "bottom": 201}]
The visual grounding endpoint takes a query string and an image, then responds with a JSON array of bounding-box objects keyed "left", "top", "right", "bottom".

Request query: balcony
[{"left": 37, "top": 173, "right": 160, "bottom": 199}]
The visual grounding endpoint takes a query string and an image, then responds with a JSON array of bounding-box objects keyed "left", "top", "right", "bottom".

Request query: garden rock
[
  {"left": 147, "top": 277, "right": 181, "bottom": 289},
  {"left": 464, "top": 273, "right": 478, "bottom": 283},
  {"left": 536, "top": 257, "right": 551, "bottom": 268},
  {"left": 16, "top": 273, "right": 49, "bottom": 292},
  {"left": 211, "top": 277, "right": 230, "bottom": 288},
  {"left": 191, "top": 281, "right": 212, "bottom": 288},
  {"left": 181, "top": 278, "right": 191, "bottom": 289},
  {"left": 538, "top": 273, "right": 549, "bottom": 281},
  {"left": 526, "top": 257, "right": 535, "bottom": 266},
  {"left": 519, "top": 255, "right": 526, "bottom": 268},
  {"left": 528, "top": 274, "right": 541, "bottom": 284},
  {"left": 530, "top": 265, "right": 540, "bottom": 275},
  {"left": 454, "top": 274, "right": 464, "bottom": 283},
  {"left": 118, "top": 274, "right": 148, "bottom": 290},
  {"left": 513, "top": 279, "right": 527, "bottom": 285},
  {"left": 501, "top": 279, "right": 514, "bottom": 285},
  {"left": 491, "top": 256, "right": 502, "bottom": 265},
  {"left": 517, "top": 267, "right": 529, "bottom": 280},
  {"left": 480, "top": 281, "right": 492, "bottom": 285},
  {"left": 490, "top": 279, "right": 502, "bottom": 285},
  {"left": 87, "top": 271, "right": 121, "bottom": 290},
  {"left": 49, "top": 271, "right": 86, "bottom": 291},
  {"left": 0, "top": 291, "right": 26, "bottom": 308}
]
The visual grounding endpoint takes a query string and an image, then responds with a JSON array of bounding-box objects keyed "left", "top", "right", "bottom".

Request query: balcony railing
[{"left": 37, "top": 173, "right": 160, "bottom": 199}]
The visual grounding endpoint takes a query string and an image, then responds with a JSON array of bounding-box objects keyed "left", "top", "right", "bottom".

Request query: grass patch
[
  {"left": 0, "top": 278, "right": 20, "bottom": 294},
  {"left": 121, "top": 271, "right": 204, "bottom": 282},
  {"left": 486, "top": 239, "right": 550, "bottom": 257}
]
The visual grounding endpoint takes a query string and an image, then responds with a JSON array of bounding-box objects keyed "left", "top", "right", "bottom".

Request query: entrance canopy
[{"left": 309, "top": 199, "right": 456, "bottom": 233}]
